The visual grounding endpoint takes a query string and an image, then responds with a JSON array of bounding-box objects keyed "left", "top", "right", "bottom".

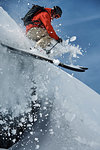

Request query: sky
[{"left": 0, "top": 0, "right": 100, "bottom": 94}]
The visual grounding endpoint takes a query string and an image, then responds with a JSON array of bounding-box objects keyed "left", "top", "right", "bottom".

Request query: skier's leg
[
  {"left": 26, "top": 27, "right": 41, "bottom": 41},
  {"left": 27, "top": 27, "right": 53, "bottom": 49},
  {"left": 36, "top": 35, "right": 52, "bottom": 49},
  {"left": 26, "top": 27, "right": 48, "bottom": 41}
]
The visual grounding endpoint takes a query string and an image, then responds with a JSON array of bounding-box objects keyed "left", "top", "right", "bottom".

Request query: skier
[{"left": 26, "top": 6, "right": 63, "bottom": 49}]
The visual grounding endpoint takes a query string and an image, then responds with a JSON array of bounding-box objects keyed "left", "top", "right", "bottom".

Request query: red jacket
[{"left": 26, "top": 8, "right": 59, "bottom": 41}]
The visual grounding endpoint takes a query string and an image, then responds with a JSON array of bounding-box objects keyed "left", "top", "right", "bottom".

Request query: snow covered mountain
[{"left": 0, "top": 7, "right": 100, "bottom": 150}]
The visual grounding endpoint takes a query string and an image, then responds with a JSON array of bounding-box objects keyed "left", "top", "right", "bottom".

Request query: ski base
[{"left": 0, "top": 43, "right": 88, "bottom": 72}]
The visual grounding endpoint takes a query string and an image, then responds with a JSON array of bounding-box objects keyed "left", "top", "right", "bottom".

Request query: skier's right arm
[{"left": 40, "top": 12, "right": 59, "bottom": 41}]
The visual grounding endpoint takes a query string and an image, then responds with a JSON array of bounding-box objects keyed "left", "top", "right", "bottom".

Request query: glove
[{"left": 57, "top": 38, "right": 63, "bottom": 43}]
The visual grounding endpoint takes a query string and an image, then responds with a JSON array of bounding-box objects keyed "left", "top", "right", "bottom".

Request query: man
[{"left": 26, "top": 6, "right": 63, "bottom": 49}]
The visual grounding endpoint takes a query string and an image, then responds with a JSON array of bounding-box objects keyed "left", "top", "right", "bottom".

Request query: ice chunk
[{"left": 70, "top": 36, "right": 77, "bottom": 42}]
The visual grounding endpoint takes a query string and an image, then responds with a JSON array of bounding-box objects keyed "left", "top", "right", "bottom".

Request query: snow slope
[{"left": 0, "top": 7, "right": 100, "bottom": 150}]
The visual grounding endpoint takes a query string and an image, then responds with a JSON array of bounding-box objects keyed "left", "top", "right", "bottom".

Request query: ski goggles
[{"left": 55, "top": 14, "right": 61, "bottom": 18}]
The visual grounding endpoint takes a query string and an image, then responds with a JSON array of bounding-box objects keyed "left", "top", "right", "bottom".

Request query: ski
[{"left": 1, "top": 43, "right": 88, "bottom": 72}]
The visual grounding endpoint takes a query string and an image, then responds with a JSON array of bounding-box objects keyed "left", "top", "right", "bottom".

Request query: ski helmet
[{"left": 53, "top": 6, "right": 62, "bottom": 17}]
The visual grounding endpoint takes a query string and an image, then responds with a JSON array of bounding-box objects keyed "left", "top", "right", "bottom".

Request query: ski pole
[
  {"left": 46, "top": 42, "right": 59, "bottom": 54},
  {"left": 49, "top": 42, "right": 58, "bottom": 51}
]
